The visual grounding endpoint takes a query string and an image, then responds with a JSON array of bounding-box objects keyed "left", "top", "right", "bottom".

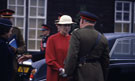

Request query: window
[
  {"left": 115, "top": 1, "right": 132, "bottom": 33},
  {"left": 7, "top": 0, "right": 26, "bottom": 39},
  {"left": 111, "top": 37, "right": 135, "bottom": 59},
  {"left": 7, "top": 0, "right": 48, "bottom": 51},
  {"left": 113, "top": 40, "right": 130, "bottom": 55},
  {"left": 134, "top": 2, "right": 135, "bottom": 32}
]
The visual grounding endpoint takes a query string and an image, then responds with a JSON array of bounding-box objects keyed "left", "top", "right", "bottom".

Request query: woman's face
[
  {"left": 57, "top": 24, "right": 71, "bottom": 35},
  {"left": 41, "top": 30, "right": 50, "bottom": 36}
]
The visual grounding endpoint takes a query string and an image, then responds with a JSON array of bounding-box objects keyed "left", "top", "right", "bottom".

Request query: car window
[{"left": 110, "top": 37, "right": 135, "bottom": 59}]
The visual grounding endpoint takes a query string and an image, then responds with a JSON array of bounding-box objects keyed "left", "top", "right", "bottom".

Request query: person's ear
[
  {"left": 81, "top": 19, "right": 84, "bottom": 24},
  {"left": 82, "top": 19, "right": 84, "bottom": 24}
]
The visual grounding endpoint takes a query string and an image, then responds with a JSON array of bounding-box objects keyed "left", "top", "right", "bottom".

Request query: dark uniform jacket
[
  {"left": 0, "top": 37, "right": 14, "bottom": 81},
  {"left": 32, "top": 35, "right": 49, "bottom": 62},
  {"left": 64, "top": 26, "right": 110, "bottom": 81}
]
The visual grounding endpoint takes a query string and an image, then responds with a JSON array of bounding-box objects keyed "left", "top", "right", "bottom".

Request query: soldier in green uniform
[
  {"left": 0, "top": 9, "right": 26, "bottom": 81},
  {"left": 64, "top": 11, "right": 110, "bottom": 81}
]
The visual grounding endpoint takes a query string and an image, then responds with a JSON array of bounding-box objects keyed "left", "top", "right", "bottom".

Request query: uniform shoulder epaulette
[
  {"left": 71, "top": 28, "right": 80, "bottom": 35},
  {"left": 73, "top": 28, "right": 80, "bottom": 32}
]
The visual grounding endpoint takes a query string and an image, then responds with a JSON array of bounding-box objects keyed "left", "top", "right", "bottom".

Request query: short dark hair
[
  {"left": 0, "top": 24, "right": 11, "bottom": 35},
  {"left": 0, "top": 18, "right": 12, "bottom": 35}
]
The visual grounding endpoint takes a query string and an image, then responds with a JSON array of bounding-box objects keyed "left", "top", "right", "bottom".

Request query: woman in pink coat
[{"left": 45, "top": 15, "right": 75, "bottom": 81}]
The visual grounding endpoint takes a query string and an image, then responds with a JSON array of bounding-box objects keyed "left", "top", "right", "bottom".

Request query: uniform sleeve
[
  {"left": 100, "top": 36, "right": 110, "bottom": 68},
  {"left": 100, "top": 37, "right": 110, "bottom": 80},
  {"left": 64, "top": 31, "right": 80, "bottom": 76},
  {"left": 45, "top": 37, "right": 62, "bottom": 71}
]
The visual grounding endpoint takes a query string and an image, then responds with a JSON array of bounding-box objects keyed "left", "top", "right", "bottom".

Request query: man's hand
[
  {"left": 59, "top": 68, "right": 67, "bottom": 77},
  {"left": 18, "top": 55, "right": 32, "bottom": 63}
]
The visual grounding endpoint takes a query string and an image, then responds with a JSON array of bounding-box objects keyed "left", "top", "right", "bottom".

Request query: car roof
[
  {"left": 104, "top": 33, "right": 135, "bottom": 40},
  {"left": 103, "top": 33, "right": 135, "bottom": 50}
]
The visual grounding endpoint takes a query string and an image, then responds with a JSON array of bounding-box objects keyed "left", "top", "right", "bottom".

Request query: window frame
[
  {"left": 115, "top": 1, "right": 132, "bottom": 33},
  {"left": 7, "top": 0, "right": 48, "bottom": 51}
]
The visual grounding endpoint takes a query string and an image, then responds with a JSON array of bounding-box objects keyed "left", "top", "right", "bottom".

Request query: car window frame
[{"left": 109, "top": 37, "right": 135, "bottom": 59}]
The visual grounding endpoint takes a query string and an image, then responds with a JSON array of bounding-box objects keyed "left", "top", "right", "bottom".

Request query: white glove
[{"left": 59, "top": 68, "right": 67, "bottom": 77}]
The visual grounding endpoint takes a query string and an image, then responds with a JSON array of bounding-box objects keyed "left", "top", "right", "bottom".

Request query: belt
[
  {"left": 78, "top": 58, "right": 99, "bottom": 67},
  {"left": 85, "top": 59, "right": 98, "bottom": 63},
  {"left": 79, "top": 58, "right": 99, "bottom": 63}
]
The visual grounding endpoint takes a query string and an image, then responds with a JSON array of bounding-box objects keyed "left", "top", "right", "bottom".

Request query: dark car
[
  {"left": 104, "top": 33, "right": 135, "bottom": 81},
  {"left": 31, "top": 33, "right": 135, "bottom": 81}
]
